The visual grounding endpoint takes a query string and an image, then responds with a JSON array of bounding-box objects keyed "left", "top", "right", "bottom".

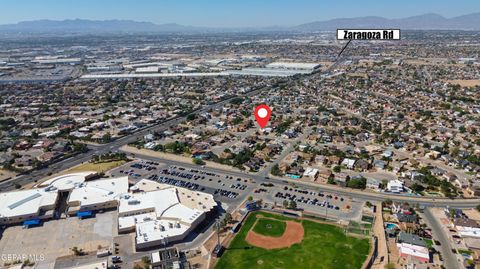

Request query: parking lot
[
  {"left": 274, "top": 187, "right": 347, "bottom": 211},
  {"left": 0, "top": 211, "right": 116, "bottom": 269},
  {"left": 109, "top": 160, "right": 254, "bottom": 203},
  {"left": 250, "top": 182, "right": 363, "bottom": 220},
  {"left": 108, "top": 158, "right": 363, "bottom": 221}
]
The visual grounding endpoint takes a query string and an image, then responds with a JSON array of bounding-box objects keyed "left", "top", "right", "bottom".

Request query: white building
[
  {"left": 387, "top": 179, "right": 404, "bottom": 193},
  {"left": 0, "top": 187, "right": 58, "bottom": 224},
  {"left": 119, "top": 179, "right": 216, "bottom": 250},
  {"left": 265, "top": 62, "right": 320, "bottom": 71},
  {"left": 303, "top": 168, "right": 319, "bottom": 180},
  {"left": 397, "top": 243, "right": 429, "bottom": 263},
  {"left": 0, "top": 174, "right": 216, "bottom": 250},
  {"left": 341, "top": 158, "right": 356, "bottom": 170},
  {"left": 458, "top": 227, "right": 480, "bottom": 238}
]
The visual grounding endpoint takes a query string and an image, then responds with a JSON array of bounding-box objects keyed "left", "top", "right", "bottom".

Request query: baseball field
[{"left": 215, "top": 211, "right": 370, "bottom": 269}]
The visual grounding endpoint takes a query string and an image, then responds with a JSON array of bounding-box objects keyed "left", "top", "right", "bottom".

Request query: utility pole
[
  {"left": 215, "top": 220, "right": 221, "bottom": 246},
  {"left": 325, "top": 202, "right": 328, "bottom": 220}
]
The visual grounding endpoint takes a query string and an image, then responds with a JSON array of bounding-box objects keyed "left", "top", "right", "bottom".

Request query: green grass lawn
[
  {"left": 252, "top": 218, "right": 286, "bottom": 237},
  {"left": 215, "top": 212, "right": 370, "bottom": 269}
]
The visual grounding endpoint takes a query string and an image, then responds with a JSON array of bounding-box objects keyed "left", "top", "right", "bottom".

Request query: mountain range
[{"left": 0, "top": 13, "right": 479, "bottom": 34}]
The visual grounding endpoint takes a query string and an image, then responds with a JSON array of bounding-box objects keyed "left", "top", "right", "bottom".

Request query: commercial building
[
  {"left": 265, "top": 62, "right": 320, "bottom": 71},
  {"left": 0, "top": 174, "right": 216, "bottom": 250},
  {"left": 151, "top": 248, "right": 180, "bottom": 268},
  {"left": 0, "top": 187, "right": 58, "bottom": 225},
  {"left": 119, "top": 179, "right": 216, "bottom": 250},
  {"left": 0, "top": 172, "right": 127, "bottom": 225}
]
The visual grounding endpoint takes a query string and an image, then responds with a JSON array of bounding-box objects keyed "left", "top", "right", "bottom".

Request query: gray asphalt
[
  {"left": 126, "top": 151, "right": 480, "bottom": 209},
  {"left": 422, "top": 208, "right": 461, "bottom": 269}
]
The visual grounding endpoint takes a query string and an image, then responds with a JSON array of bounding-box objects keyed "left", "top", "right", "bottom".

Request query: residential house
[
  {"left": 366, "top": 178, "right": 381, "bottom": 190},
  {"left": 387, "top": 179, "right": 404, "bottom": 193},
  {"left": 341, "top": 158, "right": 356, "bottom": 170},
  {"left": 354, "top": 159, "right": 370, "bottom": 171}
]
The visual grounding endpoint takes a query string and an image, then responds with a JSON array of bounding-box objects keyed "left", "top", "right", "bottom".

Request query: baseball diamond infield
[{"left": 246, "top": 218, "right": 304, "bottom": 249}]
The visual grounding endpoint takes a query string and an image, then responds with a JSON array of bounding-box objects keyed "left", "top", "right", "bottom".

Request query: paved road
[
  {"left": 0, "top": 81, "right": 281, "bottom": 192},
  {"left": 422, "top": 208, "right": 462, "bottom": 269},
  {"left": 126, "top": 151, "right": 480, "bottom": 208},
  {"left": 2, "top": 49, "right": 479, "bottom": 245}
]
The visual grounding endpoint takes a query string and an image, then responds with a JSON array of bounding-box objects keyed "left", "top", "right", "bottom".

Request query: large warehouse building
[
  {"left": 0, "top": 173, "right": 216, "bottom": 250},
  {"left": 119, "top": 179, "right": 216, "bottom": 250}
]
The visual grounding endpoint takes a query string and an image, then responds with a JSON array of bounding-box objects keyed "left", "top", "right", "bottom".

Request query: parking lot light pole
[{"left": 215, "top": 220, "right": 221, "bottom": 246}]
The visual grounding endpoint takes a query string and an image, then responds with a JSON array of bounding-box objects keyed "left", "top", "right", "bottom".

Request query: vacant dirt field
[
  {"left": 245, "top": 220, "right": 304, "bottom": 249},
  {"left": 446, "top": 79, "right": 480, "bottom": 87}
]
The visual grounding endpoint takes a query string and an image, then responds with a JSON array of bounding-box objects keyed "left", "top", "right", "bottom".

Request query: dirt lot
[
  {"left": 0, "top": 169, "right": 16, "bottom": 182},
  {"left": 445, "top": 79, "right": 480, "bottom": 87},
  {"left": 245, "top": 219, "right": 304, "bottom": 250},
  {"left": 0, "top": 212, "right": 116, "bottom": 269},
  {"left": 62, "top": 160, "right": 127, "bottom": 174}
]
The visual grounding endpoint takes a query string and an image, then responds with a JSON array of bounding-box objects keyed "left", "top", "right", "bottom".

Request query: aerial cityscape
[{"left": 0, "top": 1, "right": 479, "bottom": 269}]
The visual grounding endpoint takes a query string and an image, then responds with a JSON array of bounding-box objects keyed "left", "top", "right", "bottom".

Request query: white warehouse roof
[
  {"left": 68, "top": 176, "right": 129, "bottom": 208},
  {"left": 119, "top": 179, "right": 216, "bottom": 247},
  {"left": 265, "top": 62, "right": 320, "bottom": 70},
  {"left": 0, "top": 188, "right": 58, "bottom": 219}
]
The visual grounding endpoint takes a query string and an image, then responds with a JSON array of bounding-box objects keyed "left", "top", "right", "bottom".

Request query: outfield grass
[
  {"left": 215, "top": 212, "right": 370, "bottom": 269},
  {"left": 252, "top": 218, "right": 286, "bottom": 237}
]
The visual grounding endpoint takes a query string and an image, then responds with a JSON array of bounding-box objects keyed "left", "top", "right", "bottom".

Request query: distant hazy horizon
[{"left": 1, "top": 0, "right": 479, "bottom": 27}]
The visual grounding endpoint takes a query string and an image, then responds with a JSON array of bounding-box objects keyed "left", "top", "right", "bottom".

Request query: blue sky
[{"left": 1, "top": 0, "right": 479, "bottom": 27}]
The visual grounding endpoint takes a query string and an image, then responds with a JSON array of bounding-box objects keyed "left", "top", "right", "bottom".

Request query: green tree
[
  {"left": 224, "top": 213, "right": 232, "bottom": 224},
  {"left": 333, "top": 165, "right": 341, "bottom": 173},
  {"left": 102, "top": 132, "right": 112, "bottom": 143},
  {"left": 141, "top": 256, "right": 151, "bottom": 266},
  {"left": 192, "top": 158, "right": 205, "bottom": 165},
  {"left": 256, "top": 199, "right": 263, "bottom": 208},
  {"left": 289, "top": 200, "right": 297, "bottom": 209},
  {"left": 411, "top": 183, "right": 425, "bottom": 193},
  {"left": 271, "top": 164, "right": 281, "bottom": 176},
  {"left": 346, "top": 177, "right": 367, "bottom": 189},
  {"left": 71, "top": 246, "right": 85, "bottom": 256},
  {"left": 186, "top": 113, "right": 197, "bottom": 121}
]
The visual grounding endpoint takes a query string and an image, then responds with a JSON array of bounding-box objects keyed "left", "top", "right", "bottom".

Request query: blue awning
[
  {"left": 23, "top": 219, "right": 40, "bottom": 226},
  {"left": 77, "top": 211, "right": 93, "bottom": 218}
]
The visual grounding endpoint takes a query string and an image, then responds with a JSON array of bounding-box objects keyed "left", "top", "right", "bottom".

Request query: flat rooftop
[
  {"left": 68, "top": 176, "right": 129, "bottom": 208},
  {"left": 0, "top": 188, "right": 58, "bottom": 218}
]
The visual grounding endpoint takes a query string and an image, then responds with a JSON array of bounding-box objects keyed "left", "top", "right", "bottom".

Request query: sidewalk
[{"left": 372, "top": 201, "right": 388, "bottom": 269}]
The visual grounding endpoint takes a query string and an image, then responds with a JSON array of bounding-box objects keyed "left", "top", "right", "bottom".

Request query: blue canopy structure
[
  {"left": 77, "top": 211, "right": 93, "bottom": 218},
  {"left": 23, "top": 219, "right": 40, "bottom": 227}
]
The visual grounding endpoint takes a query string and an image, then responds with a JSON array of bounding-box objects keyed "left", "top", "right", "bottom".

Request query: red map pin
[{"left": 254, "top": 104, "right": 271, "bottom": 129}]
